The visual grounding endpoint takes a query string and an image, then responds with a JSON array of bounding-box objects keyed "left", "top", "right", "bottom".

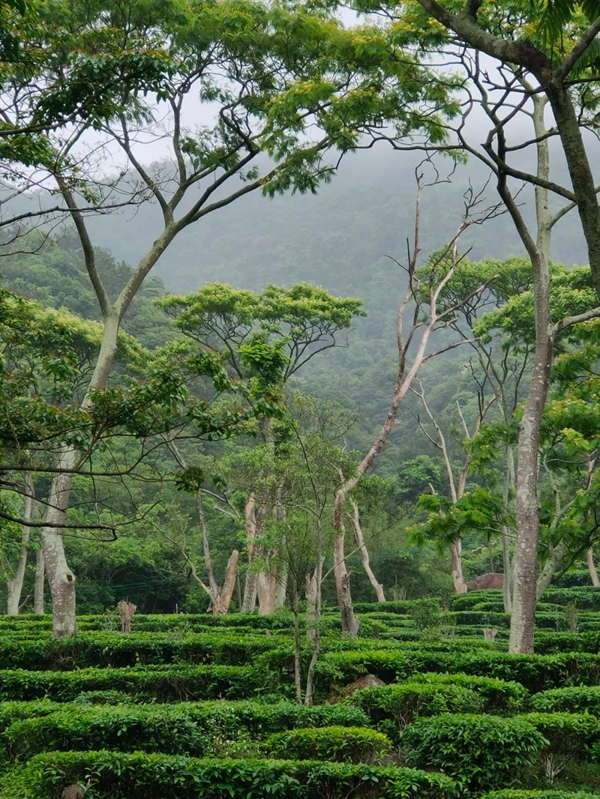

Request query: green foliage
[
  {"left": 265, "top": 725, "right": 392, "bottom": 764},
  {"left": 530, "top": 686, "right": 600, "bottom": 715},
  {"left": 402, "top": 714, "right": 547, "bottom": 793},
  {"left": 348, "top": 682, "right": 483, "bottom": 742},
  {"left": 0, "top": 750, "right": 459, "bottom": 799},
  {"left": 481, "top": 792, "right": 600, "bottom": 799},
  {"left": 521, "top": 712, "right": 600, "bottom": 760}
]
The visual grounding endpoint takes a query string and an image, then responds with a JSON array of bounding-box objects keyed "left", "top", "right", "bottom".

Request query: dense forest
[{"left": 4, "top": 0, "right": 600, "bottom": 797}]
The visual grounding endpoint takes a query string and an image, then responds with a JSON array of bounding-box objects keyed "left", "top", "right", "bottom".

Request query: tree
[
  {"left": 4, "top": 0, "right": 461, "bottom": 636},
  {"left": 159, "top": 282, "right": 364, "bottom": 615}
]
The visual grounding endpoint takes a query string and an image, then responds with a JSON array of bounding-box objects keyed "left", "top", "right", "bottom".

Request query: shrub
[
  {"left": 481, "top": 792, "right": 600, "bottom": 799},
  {"left": 530, "top": 686, "right": 600, "bottom": 715},
  {"left": 521, "top": 712, "right": 600, "bottom": 759},
  {"left": 0, "top": 664, "right": 265, "bottom": 702},
  {"left": 410, "top": 673, "right": 528, "bottom": 713},
  {"left": 2, "top": 700, "right": 372, "bottom": 761},
  {"left": 0, "top": 751, "right": 459, "bottom": 799},
  {"left": 402, "top": 714, "right": 547, "bottom": 793},
  {"left": 265, "top": 726, "right": 392, "bottom": 764},
  {"left": 348, "top": 682, "right": 483, "bottom": 742}
]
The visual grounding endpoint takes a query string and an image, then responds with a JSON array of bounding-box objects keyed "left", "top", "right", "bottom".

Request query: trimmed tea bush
[
  {"left": 0, "top": 664, "right": 264, "bottom": 702},
  {"left": 265, "top": 726, "right": 392, "bottom": 764},
  {"left": 530, "top": 686, "right": 600, "bottom": 715},
  {"left": 3, "top": 700, "right": 372, "bottom": 760},
  {"left": 0, "top": 751, "right": 459, "bottom": 799},
  {"left": 482, "top": 793, "right": 600, "bottom": 799},
  {"left": 408, "top": 673, "right": 528, "bottom": 713},
  {"left": 402, "top": 714, "right": 547, "bottom": 792},
  {"left": 521, "top": 712, "right": 600, "bottom": 759},
  {"left": 349, "top": 682, "right": 483, "bottom": 742}
]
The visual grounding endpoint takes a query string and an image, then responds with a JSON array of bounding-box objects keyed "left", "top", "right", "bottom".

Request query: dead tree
[{"left": 117, "top": 600, "right": 136, "bottom": 633}]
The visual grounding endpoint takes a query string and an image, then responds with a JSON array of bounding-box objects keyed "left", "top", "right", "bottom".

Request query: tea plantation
[{"left": 3, "top": 589, "right": 600, "bottom": 798}]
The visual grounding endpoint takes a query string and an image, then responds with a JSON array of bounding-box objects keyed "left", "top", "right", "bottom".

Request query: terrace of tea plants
[{"left": 2, "top": 585, "right": 600, "bottom": 798}]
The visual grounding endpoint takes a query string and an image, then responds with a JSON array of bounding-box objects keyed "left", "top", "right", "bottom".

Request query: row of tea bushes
[{"left": 0, "top": 751, "right": 458, "bottom": 799}]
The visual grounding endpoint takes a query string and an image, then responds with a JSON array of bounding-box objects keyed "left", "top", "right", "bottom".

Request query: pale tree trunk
[
  {"left": 502, "top": 447, "right": 516, "bottom": 614},
  {"left": 349, "top": 499, "right": 386, "bottom": 601},
  {"left": 508, "top": 95, "right": 554, "bottom": 654},
  {"left": 43, "top": 447, "right": 79, "bottom": 637},
  {"left": 7, "top": 473, "right": 36, "bottom": 615},
  {"left": 42, "top": 312, "right": 122, "bottom": 637},
  {"left": 306, "top": 566, "right": 319, "bottom": 643},
  {"left": 241, "top": 494, "right": 259, "bottom": 613},
  {"left": 257, "top": 568, "right": 278, "bottom": 615},
  {"left": 588, "top": 548, "right": 600, "bottom": 587},
  {"left": 275, "top": 565, "right": 288, "bottom": 608},
  {"left": 34, "top": 547, "right": 45, "bottom": 614},
  {"left": 450, "top": 539, "right": 468, "bottom": 595},
  {"left": 304, "top": 554, "right": 324, "bottom": 706},
  {"left": 196, "top": 492, "right": 238, "bottom": 615}
]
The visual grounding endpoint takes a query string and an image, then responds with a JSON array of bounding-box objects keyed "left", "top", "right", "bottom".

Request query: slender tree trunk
[
  {"left": 292, "top": 582, "right": 303, "bottom": 704},
  {"left": 241, "top": 494, "right": 258, "bottom": 613},
  {"left": 34, "top": 547, "right": 45, "bottom": 615},
  {"left": 588, "top": 548, "right": 600, "bottom": 587},
  {"left": 502, "top": 447, "right": 515, "bottom": 613},
  {"left": 333, "top": 522, "right": 360, "bottom": 636},
  {"left": 275, "top": 564, "right": 288, "bottom": 608},
  {"left": 509, "top": 96, "right": 554, "bottom": 654},
  {"left": 7, "top": 473, "right": 36, "bottom": 615},
  {"left": 349, "top": 499, "right": 386, "bottom": 601},
  {"left": 43, "top": 447, "right": 79, "bottom": 637},
  {"left": 304, "top": 554, "right": 324, "bottom": 706},
  {"left": 450, "top": 538, "right": 468, "bottom": 595},
  {"left": 196, "top": 492, "right": 238, "bottom": 615}
]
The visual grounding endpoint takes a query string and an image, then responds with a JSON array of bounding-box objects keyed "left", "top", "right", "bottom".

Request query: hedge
[
  {"left": 347, "top": 682, "right": 483, "bottom": 742},
  {"left": 407, "top": 673, "right": 528, "bottom": 713},
  {"left": 530, "top": 686, "right": 600, "bottom": 715},
  {"left": 314, "top": 650, "right": 600, "bottom": 694},
  {"left": 0, "top": 665, "right": 265, "bottom": 702},
  {"left": 265, "top": 726, "right": 392, "bottom": 764},
  {"left": 481, "top": 793, "right": 600, "bottom": 799},
  {"left": 402, "top": 714, "right": 547, "bottom": 793},
  {"left": 520, "top": 712, "right": 600, "bottom": 760},
  {"left": 2, "top": 701, "right": 371, "bottom": 760},
  {"left": 0, "top": 751, "right": 459, "bottom": 799}
]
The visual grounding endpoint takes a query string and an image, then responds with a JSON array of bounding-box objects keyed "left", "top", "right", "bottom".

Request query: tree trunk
[
  {"left": 450, "top": 538, "right": 468, "bottom": 594},
  {"left": 304, "top": 555, "right": 324, "bottom": 706},
  {"left": 34, "top": 547, "right": 45, "bottom": 614},
  {"left": 588, "top": 547, "right": 600, "bottom": 587},
  {"left": 502, "top": 447, "right": 515, "bottom": 614},
  {"left": 333, "top": 527, "right": 360, "bottom": 637},
  {"left": 7, "top": 473, "right": 36, "bottom": 615},
  {"left": 508, "top": 96, "right": 554, "bottom": 655},
  {"left": 349, "top": 499, "right": 386, "bottom": 601},
  {"left": 275, "top": 564, "right": 288, "bottom": 608},
  {"left": 257, "top": 567, "right": 278, "bottom": 615},
  {"left": 42, "top": 448, "right": 78, "bottom": 637},
  {"left": 209, "top": 550, "right": 239, "bottom": 615},
  {"left": 306, "top": 567, "right": 319, "bottom": 643},
  {"left": 241, "top": 494, "right": 258, "bottom": 613}
]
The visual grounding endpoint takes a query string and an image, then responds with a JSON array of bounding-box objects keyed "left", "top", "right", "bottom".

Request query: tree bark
[
  {"left": 508, "top": 96, "right": 554, "bottom": 654},
  {"left": 450, "top": 538, "right": 468, "bottom": 594},
  {"left": 42, "top": 447, "right": 79, "bottom": 637},
  {"left": 349, "top": 499, "right": 386, "bottom": 601},
  {"left": 304, "top": 555, "right": 324, "bottom": 706},
  {"left": 333, "top": 524, "right": 360, "bottom": 637},
  {"left": 7, "top": 473, "right": 36, "bottom": 615},
  {"left": 34, "top": 547, "right": 45, "bottom": 615},
  {"left": 241, "top": 494, "right": 258, "bottom": 613},
  {"left": 257, "top": 568, "right": 278, "bottom": 615},
  {"left": 588, "top": 547, "right": 600, "bottom": 587}
]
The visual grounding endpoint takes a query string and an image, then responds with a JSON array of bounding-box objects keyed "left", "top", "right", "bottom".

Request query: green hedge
[
  {"left": 0, "top": 751, "right": 459, "bottom": 799},
  {"left": 0, "top": 632, "right": 289, "bottom": 671},
  {"left": 481, "top": 792, "right": 600, "bottom": 799},
  {"left": 0, "top": 665, "right": 264, "bottom": 702},
  {"left": 402, "top": 714, "right": 547, "bottom": 793},
  {"left": 314, "top": 650, "right": 600, "bottom": 694},
  {"left": 347, "top": 682, "right": 483, "bottom": 742},
  {"left": 397, "top": 673, "right": 528, "bottom": 713},
  {"left": 520, "top": 712, "right": 600, "bottom": 760},
  {"left": 530, "top": 686, "right": 600, "bottom": 714},
  {"left": 2, "top": 701, "right": 371, "bottom": 760},
  {"left": 265, "top": 726, "right": 392, "bottom": 764}
]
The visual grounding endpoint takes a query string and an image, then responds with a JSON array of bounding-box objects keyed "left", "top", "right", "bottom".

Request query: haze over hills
[{"left": 0, "top": 146, "right": 592, "bottom": 470}]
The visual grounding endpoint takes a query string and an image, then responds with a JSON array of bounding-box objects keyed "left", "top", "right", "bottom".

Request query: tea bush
[
  {"left": 402, "top": 714, "right": 547, "bottom": 792},
  {"left": 265, "top": 726, "right": 392, "bottom": 764}
]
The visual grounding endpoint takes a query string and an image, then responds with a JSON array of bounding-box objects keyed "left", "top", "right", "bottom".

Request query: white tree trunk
[
  {"left": 257, "top": 569, "right": 278, "bottom": 615},
  {"left": 588, "top": 547, "right": 600, "bottom": 587},
  {"left": 450, "top": 538, "right": 468, "bottom": 595},
  {"left": 349, "top": 499, "right": 386, "bottom": 601},
  {"left": 34, "top": 547, "right": 45, "bottom": 614},
  {"left": 7, "top": 473, "right": 36, "bottom": 615}
]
